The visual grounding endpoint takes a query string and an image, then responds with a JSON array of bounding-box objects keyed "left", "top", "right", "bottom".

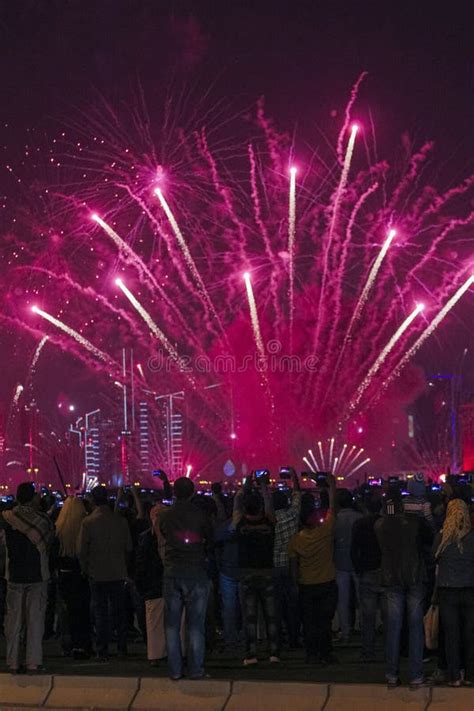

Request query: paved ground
[{"left": 0, "top": 635, "right": 438, "bottom": 686}]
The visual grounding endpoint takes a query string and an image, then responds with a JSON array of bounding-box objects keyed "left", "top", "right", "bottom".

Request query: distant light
[
  {"left": 31, "top": 305, "right": 39, "bottom": 313},
  {"left": 351, "top": 123, "right": 360, "bottom": 133},
  {"left": 185, "top": 464, "right": 192, "bottom": 478},
  {"left": 230, "top": 432, "right": 237, "bottom": 440},
  {"left": 91, "top": 213, "right": 99, "bottom": 222},
  {"left": 416, "top": 302, "right": 425, "bottom": 311},
  {"left": 388, "top": 228, "right": 397, "bottom": 239},
  {"left": 290, "top": 166, "right": 297, "bottom": 176},
  {"left": 439, "top": 473, "right": 446, "bottom": 483},
  {"left": 243, "top": 271, "right": 250, "bottom": 281},
  {"left": 115, "top": 277, "right": 123, "bottom": 286},
  {"left": 358, "top": 427, "right": 363, "bottom": 433},
  {"left": 69, "top": 405, "right": 75, "bottom": 412}
]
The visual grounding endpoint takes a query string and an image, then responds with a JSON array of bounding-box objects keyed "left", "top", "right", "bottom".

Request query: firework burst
[{"left": 2, "top": 76, "right": 473, "bottom": 477}]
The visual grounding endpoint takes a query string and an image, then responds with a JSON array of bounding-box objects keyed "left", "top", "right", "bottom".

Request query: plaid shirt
[{"left": 273, "top": 492, "right": 302, "bottom": 568}]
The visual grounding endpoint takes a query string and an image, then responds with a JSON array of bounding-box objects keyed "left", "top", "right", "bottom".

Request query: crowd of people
[{"left": 0, "top": 468, "right": 473, "bottom": 689}]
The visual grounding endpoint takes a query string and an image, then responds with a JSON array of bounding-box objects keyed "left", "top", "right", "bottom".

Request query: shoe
[
  {"left": 26, "top": 666, "right": 45, "bottom": 675},
  {"left": 243, "top": 657, "right": 258, "bottom": 667},
  {"left": 448, "top": 680, "right": 462, "bottom": 688},
  {"left": 428, "top": 668, "right": 446, "bottom": 685},
  {"left": 170, "top": 675, "right": 183, "bottom": 681},
  {"left": 189, "top": 673, "right": 211, "bottom": 680},
  {"left": 463, "top": 680, "right": 473, "bottom": 687},
  {"left": 387, "top": 678, "right": 401, "bottom": 690},
  {"left": 149, "top": 659, "right": 160, "bottom": 668},
  {"left": 269, "top": 656, "right": 281, "bottom": 664},
  {"left": 409, "top": 678, "right": 431, "bottom": 691}
]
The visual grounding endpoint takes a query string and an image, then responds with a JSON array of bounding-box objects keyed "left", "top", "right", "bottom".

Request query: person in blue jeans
[
  {"left": 351, "top": 493, "right": 384, "bottom": 661},
  {"left": 375, "top": 494, "right": 433, "bottom": 689},
  {"left": 214, "top": 517, "right": 240, "bottom": 647},
  {"left": 334, "top": 489, "right": 362, "bottom": 643},
  {"left": 160, "top": 477, "right": 212, "bottom": 680}
]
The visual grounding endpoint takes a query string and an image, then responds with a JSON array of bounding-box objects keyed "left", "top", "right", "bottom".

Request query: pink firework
[{"left": 2, "top": 78, "right": 473, "bottom": 479}]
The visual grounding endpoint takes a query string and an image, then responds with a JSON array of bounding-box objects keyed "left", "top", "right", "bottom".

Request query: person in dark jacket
[
  {"left": 78, "top": 486, "right": 132, "bottom": 661},
  {"left": 0, "top": 482, "right": 54, "bottom": 673},
  {"left": 375, "top": 494, "right": 433, "bottom": 689},
  {"left": 160, "top": 477, "right": 211, "bottom": 680},
  {"left": 135, "top": 505, "right": 165, "bottom": 666},
  {"left": 233, "top": 478, "right": 279, "bottom": 666},
  {"left": 351, "top": 494, "right": 384, "bottom": 661},
  {"left": 433, "top": 498, "right": 474, "bottom": 687}
]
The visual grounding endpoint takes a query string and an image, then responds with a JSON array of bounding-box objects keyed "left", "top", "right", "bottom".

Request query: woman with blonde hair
[
  {"left": 434, "top": 498, "right": 474, "bottom": 687},
  {"left": 55, "top": 497, "right": 92, "bottom": 659}
]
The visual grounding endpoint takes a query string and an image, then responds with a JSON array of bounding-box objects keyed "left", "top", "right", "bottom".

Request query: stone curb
[{"left": 0, "top": 675, "right": 472, "bottom": 711}]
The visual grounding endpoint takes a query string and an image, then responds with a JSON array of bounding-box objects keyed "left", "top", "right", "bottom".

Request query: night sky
[{"left": 1, "top": 0, "right": 473, "bottom": 429}]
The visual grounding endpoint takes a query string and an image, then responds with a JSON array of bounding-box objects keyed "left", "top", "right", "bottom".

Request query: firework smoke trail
[
  {"left": 308, "top": 449, "right": 320, "bottom": 471},
  {"left": 354, "top": 228, "right": 397, "bottom": 324},
  {"left": 7, "top": 383, "right": 25, "bottom": 431},
  {"left": 30, "top": 336, "right": 48, "bottom": 373},
  {"left": 344, "top": 446, "right": 365, "bottom": 473},
  {"left": 243, "top": 272, "right": 266, "bottom": 362},
  {"left": 347, "top": 457, "right": 371, "bottom": 478},
  {"left": 318, "top": 441, "right": 325, "bottom": 469},
  {"left": 336, "top": 72, "right": 368, "bottom": 164},
  {"left": 378, "top": 275, "right": 474, "bottom": 397},
  {"left": 120, "top": 182, "right": 207, "bottom": 302},
  {"left": 313, "top": 124, "right": 359, "bottom": 357},
  {"left": 243, "top": 271, "right": 275, "bottom": 410},
  {"left": 12, "top": 384, "right": 24, "bottom": 409},
  {"left": 288, "top": 166, "right": 297, "bottom": 350},
  {"left": 18, "top": 266, "right": 147, "bottom": 344},
  {"left": 31, "top": 306, "right": 114, "bottom": 366},
  {"left": 154, "top": 188, "right": 228, "bottom": 340},
  {"left": 348, "top": 302, "right": 424, "bottom": 413},
  {"left": 196, "top": 128, "right": 248, "bottom": 250},
  {"left": 328, "top": 436, "right": 335, "bottom": 470},
  {"left": 115, "top": 278, "right": 183, "bottom": 370},
  {"left": 303, "top": 456, "right": 315, "bottom": 472},
  {"left": 400, "top": 214, "right": 473, "bottom": 305},
  {"left": 248, "top": 143, "right": 282, "bottom": 336},
  {"left": 321, "top": 182, "right": 380, "bottom": 398},
  {"left": 115, "top": 278, "right": 225, "bottom": 430},
  {"left": 336, "top": 443, "right": 348, "bottom": 473},
  {"left": 91, "top": 213, "right": 195, "bottom": 339}
]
